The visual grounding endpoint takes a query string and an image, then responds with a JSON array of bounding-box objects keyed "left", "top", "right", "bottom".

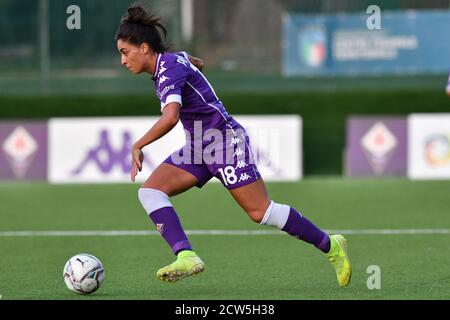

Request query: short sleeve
[
  {"left": 157, "top": 57, "right": 189, "bottom": 111},
  {"left": 177, "top": 51, "right": 189, "bottom": 60}
]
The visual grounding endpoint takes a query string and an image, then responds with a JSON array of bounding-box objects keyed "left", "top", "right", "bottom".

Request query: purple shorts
[{"left": 163, "top": 122, "right": 261, "bottom": 190}]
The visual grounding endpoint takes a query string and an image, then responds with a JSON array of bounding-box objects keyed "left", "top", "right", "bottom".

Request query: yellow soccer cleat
[
  {"left": 326, "top": 234, "right": 352, "bottom": 287},
  {"left": 156, "top": 250, "right": 205, "bottom": 282}
]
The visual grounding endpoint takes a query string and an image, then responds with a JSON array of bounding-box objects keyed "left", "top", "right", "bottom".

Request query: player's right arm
[{"left": 130, "top": 103, "right": 180, "bottom": 182}]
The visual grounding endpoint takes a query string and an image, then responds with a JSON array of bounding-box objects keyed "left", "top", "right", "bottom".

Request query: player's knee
[
  {"left": 242, "top": 199, "right": 272, "bottom": 224},
  {"left": 246, "top": 205, "right": 271, "bottom": 224},
  {"left": 249, "top": 215, "right": 263, "bottom": 224},
  {"left": 142, "top": 178, "right": 173, "bottom": 197},
  {"left": 138, "top": 188, "right": 172, "bottom": 214}
]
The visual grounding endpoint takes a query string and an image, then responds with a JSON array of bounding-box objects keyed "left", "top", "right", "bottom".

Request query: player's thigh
[
  {"left": 228, "top": 178, "right": 271, "bottom": 223},
  {"left": 142, "top": 163, "right": 198, "bottom": 197}
]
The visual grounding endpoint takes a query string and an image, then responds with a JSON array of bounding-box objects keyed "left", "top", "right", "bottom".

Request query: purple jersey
[
  {"left": 153, "top": 52, "right": 234, "bottom": 134},
  {"left": 153, "top": 51, "right": 261, "bottom": 190}
]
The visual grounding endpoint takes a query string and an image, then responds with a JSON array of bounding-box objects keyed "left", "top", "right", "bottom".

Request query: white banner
[
  {"left": 236, "top": 115, "right": 302, "bottom": 181},
  {"left": 48, "top": 116, "right": 302, "bottom": 184},
  {"left": 48, "top": 117, "right": 185, "bottom": 184},
  {"left": 408, "top": 114, "right": 450, "bottom": 180}
]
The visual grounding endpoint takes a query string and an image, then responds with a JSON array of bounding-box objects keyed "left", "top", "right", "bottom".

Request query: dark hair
[{"left": 115, "top": 4, "right": 169, "bottom": 53}]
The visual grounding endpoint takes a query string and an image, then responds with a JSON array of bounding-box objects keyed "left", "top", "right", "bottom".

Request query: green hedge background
[{"left": 2, "top": 78, "right": 448, "bottom": 175}]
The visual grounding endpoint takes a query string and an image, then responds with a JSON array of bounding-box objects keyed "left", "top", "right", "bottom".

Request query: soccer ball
[{"left": 63, "top": 253, "right": 105, "bottom": 295}]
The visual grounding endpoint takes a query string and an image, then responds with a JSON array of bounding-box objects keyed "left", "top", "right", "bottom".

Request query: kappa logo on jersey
[
  {"left": 159, "top": 75, "right": 170, "bottom": 86},
  {"left": 159, "top": 61, "right": 167, "bottom": 74},
  {"left": 230, "top": 137, "right": 241, "bottom": 146},
  {"left": 234, "top": 148, "right": 244, "bottom": 157}
]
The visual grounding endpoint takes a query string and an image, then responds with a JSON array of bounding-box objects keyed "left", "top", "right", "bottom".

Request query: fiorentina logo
[
  {"left": 156, "top": 224, "right": 164, "bottom": 234},
  {"left": 2, "top": 126, "right": 38, "bottom": 178},
  {"left": 361, "top": 122, "right": 397, "bottom": 175}
]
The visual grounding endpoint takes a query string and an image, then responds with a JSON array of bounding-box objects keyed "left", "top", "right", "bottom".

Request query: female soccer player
[{"left": 115, "top": 4, "right": 351, "bottom": 287}]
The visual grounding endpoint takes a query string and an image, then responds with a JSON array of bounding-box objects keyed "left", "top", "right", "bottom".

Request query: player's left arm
[
  {"left": 178, "top": 51, "right": 204, "bottom": 71},
  {"left": 188, "top": 55, "right": 204, "bottom": 71}
]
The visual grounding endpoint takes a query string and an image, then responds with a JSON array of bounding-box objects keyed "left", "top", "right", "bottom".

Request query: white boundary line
[{"left": 0, "top": 229, "right": 449, "bottom": 237}]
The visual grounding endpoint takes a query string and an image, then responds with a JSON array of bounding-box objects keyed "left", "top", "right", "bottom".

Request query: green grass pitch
[{"left": 0, "top": 178, "right": 449, "bottom": 300}]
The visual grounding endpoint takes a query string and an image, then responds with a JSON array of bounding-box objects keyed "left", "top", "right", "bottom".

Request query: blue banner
[{"left": 282, "top": 10, "right": 450, "bottom": 76}]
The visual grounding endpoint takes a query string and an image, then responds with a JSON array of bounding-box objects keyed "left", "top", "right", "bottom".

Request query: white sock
[
  {"left": 260, "top": 200, "right": 291, "bottom": 229},
  {"left": 138, "top": 188, "right": 172, "bottom": 214}
]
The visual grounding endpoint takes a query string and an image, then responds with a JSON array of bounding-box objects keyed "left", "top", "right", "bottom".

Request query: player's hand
[{"left": 131, "top": 146, "right": 144, "bottom": 182}]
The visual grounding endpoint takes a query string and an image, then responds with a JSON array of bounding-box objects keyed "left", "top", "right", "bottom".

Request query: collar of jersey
[{"left": 152, "top": 53, "right": 163, "bottom": 80}]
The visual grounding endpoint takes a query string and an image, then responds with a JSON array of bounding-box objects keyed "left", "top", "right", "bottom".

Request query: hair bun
[
  {"left": 124, "top": 6, "right": 147, "bottom": 23},
  {"left": 116, "top": 2, "right": 169, "bottom": 46}
]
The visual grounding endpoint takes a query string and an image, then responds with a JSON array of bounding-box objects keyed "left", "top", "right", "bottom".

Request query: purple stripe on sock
[
  {"left": 149, "top": 206, "right": 192, "bottom": 255},
  {"left": 172, "top": 240, "right": 192, "bottom": 255},
  {"left": 282, "top": 207, "right": 330, "bottom": 253}
]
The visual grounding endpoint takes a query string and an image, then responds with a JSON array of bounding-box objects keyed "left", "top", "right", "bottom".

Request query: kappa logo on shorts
[
  {"left": 235, "top": 160, "right": 248, "bottom": 169},
  {"left": 156, "top": 224, "right": 164, "bottom": 234},
  {"left": 238, "top": 173, "right": 252, "bottom": 182}
]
